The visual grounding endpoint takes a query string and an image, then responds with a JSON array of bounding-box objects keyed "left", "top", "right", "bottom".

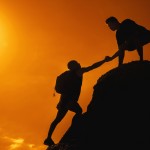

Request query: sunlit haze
[{"left": 0, "top": 0, "right": 150, "bottom": 149}]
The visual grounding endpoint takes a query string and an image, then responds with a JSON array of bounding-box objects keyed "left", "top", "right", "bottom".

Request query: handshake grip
[{"left": 104, "top": 56, "right": 112, "bottom": 62}]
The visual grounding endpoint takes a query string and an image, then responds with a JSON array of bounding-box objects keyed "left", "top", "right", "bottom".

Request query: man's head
[
  {"left": 105, "top": 16, "right": 120, "bottom": 31},
  {"left": 67, "top": 60, "right": 81, "bottom": 71}
]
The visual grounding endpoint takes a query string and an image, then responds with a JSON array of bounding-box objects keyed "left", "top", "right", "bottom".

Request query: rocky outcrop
[{"left": 48, "top": 60, "right": 150, "bottom": 149}]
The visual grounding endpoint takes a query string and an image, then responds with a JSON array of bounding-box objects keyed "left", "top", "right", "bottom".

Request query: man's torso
[{"left": 116, "top": 19, "right": 150, "bottom": 50}]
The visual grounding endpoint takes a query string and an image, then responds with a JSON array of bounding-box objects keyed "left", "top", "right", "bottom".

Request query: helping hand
[{"left": 104, "top": 56, "right": 112, "bottom": 62}]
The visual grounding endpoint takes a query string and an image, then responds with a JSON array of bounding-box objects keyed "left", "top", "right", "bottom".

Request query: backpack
[{"left": 54, "top": 71, "right": 71, "bottom": 94}]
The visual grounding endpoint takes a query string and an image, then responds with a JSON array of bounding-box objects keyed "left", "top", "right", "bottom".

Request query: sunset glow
[{"left": 0, "top": 0, "right": 150, "bottom": 149}]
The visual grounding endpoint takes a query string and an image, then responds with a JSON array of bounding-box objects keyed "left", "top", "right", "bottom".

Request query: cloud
[
  {"left": 0, "top": 133, "right": 46, "bottom": 150},
  {"left": 2, "top": 136, "right": 24, "bottom": 150}
]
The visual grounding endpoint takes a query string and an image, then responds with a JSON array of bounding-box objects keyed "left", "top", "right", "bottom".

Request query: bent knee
[{"left": 77, "top": 107, "right": 82, "bottom": 114}]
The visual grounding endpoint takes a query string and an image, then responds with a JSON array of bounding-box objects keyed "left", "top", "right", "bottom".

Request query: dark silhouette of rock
[{"left": 47, "top": 60, "right": 150, "bottom": 149}]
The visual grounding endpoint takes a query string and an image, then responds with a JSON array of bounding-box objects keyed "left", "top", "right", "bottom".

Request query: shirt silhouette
[
  {"left": 44, "top": 57, "right": 109, "bottom": 147},
  {"left": 105, "top": 16, "right": 150, "bottom": 66}
]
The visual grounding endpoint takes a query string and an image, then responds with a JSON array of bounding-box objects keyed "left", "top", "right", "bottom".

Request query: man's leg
[
  {"left": 68, "top": 102, "right": 82, "bottom": 125},
  {"left": 59, "top": 103, "right": 83, "bottom": 144},
  {"left": 137, "top": 47, "right": 143, "bottom": 61},
  {"left": 69, "top": 102, "right": 82, "bottom": 115},
  {"left": 44, "top": 108, "right": 68, "bottom": 146}
]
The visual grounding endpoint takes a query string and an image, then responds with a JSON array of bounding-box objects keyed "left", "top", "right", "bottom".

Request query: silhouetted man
[
  {"left": 105, "top": 16, "right": 150, "bottom": 66},
  {"left": 44, "top": 57, "right": 109, "bottom": 147}
]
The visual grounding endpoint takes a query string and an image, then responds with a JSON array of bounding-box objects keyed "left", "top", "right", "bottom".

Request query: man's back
[
  {"left": 116, "top": 19, "right": 139, "bottom": 45},
  {"left": 57, "top": 70, "right": 83, "bottom": 100},
  {"left": 66, "top": 71, "right": 83, "bottom": 100},
  {"left": 116, "top": 18, "right": 150, "bottom": 50}
]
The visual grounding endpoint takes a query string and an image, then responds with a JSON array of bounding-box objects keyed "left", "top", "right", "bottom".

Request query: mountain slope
[{"left": 48, "top": 60, "right": 150, "bottom": 149}]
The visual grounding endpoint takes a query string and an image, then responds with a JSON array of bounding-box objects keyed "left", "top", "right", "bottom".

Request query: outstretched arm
[
  {"left": 106, "top": 40, "right": 130, "bottom": 62},
  {"left": 105, "top": 46, "right": 126, "bottom": 62},
  {"left": 108, "top": 50, "right": 120, "bottom": 61},
  {"left": 81, "top": 56, "right": 109, "bottom": 73}
]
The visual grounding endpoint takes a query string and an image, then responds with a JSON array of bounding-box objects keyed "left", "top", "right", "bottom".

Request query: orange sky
[{"left": 0, "top": 0, "right": 150, "bottom": 149}]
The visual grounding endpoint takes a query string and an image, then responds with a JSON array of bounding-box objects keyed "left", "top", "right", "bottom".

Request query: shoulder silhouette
[{"left": 105, "top": 16, "right": 150, "bottom": 66}]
